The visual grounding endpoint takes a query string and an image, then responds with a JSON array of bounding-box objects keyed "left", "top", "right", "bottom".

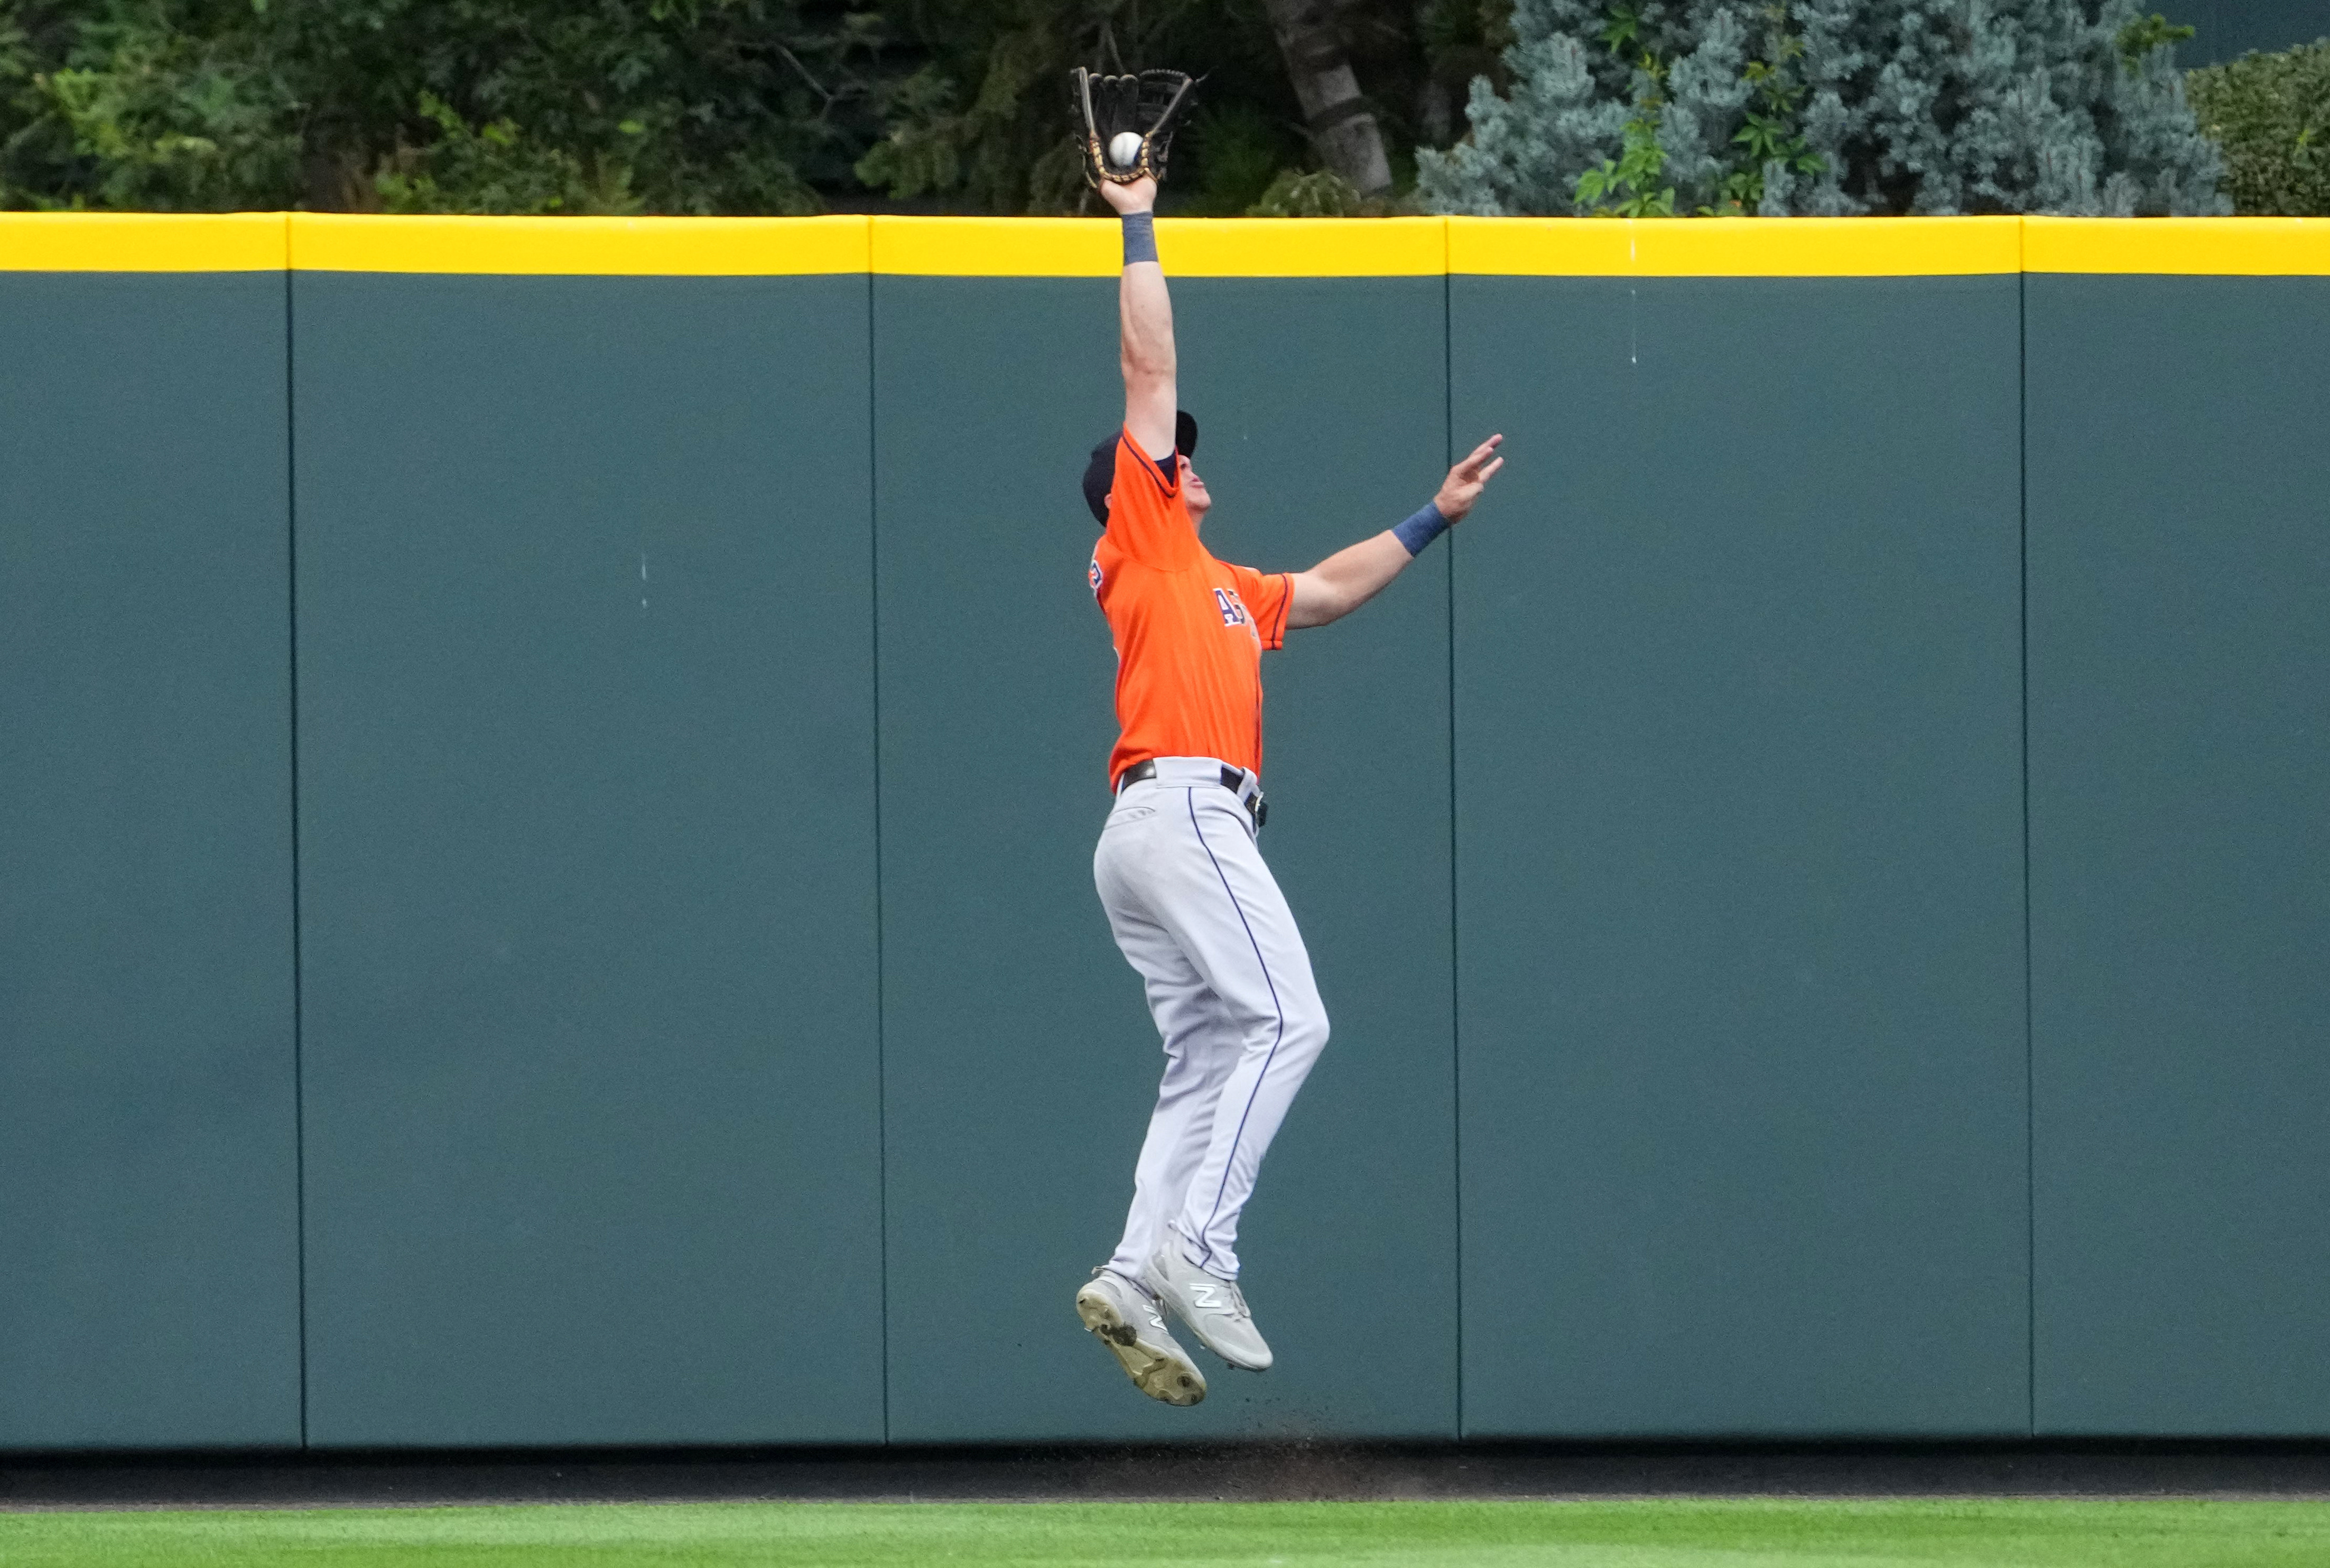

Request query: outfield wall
[{"left": 2, "top": 214, "right": 2325, "bottom": 1449}]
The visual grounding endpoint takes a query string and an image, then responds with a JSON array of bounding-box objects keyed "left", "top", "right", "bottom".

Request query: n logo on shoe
[{"left": 1190, "top": 1284, "right": 1223, "bottom": 1309}]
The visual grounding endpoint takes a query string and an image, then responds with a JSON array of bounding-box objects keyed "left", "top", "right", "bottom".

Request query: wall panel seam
[
  {"left": 2018, "top": 265, "right": 2036, "bottom": 1441},
  {"left": 1444, "top": 265, "right": 1465, "bottom": 1440},
  {"left": 285, "top": 265, "right": 311, "bottom": 1450},
  {"left": 868, "top": 270, "right": 891, "bottom": 1445}
]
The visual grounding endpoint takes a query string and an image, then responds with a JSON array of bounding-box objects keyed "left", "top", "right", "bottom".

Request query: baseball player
[{"left": 1072, "top": 171, "right": 1503, "bottom": 1405}]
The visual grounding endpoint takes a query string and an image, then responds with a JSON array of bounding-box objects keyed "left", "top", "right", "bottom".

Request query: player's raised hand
[
  {"left": 1434, "top": 434, "right": 1505, "bottom": 523},
  {"left": 1098, "top": 174, "right": 1158, "bottom": 214}
]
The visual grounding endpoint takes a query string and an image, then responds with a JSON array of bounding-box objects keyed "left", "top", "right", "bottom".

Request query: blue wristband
[
  {"left": 1121, "top": 211, "right": 1158, "bottom": 266},
  {"left": 1392, "top": 501, "right": 1449, "bottom": 556}
]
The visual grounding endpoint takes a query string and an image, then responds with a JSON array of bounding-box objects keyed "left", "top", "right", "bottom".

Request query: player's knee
[{"left": 1284, "top": 998, "right": 1329, "bottom": 1061}]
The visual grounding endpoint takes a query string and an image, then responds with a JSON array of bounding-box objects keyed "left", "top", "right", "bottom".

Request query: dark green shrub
[
  {"left": 1247, "top": 168, "right": 1366, "bottom": 216},
  {"left": 1422, "top": 1, "right": 2229, "bottom": 218},
  {"left": 2188, "top": 39, "right": 2330, "bottom": 216}
]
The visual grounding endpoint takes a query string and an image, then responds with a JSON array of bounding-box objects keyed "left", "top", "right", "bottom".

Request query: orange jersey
[{"left": 1090, "top": 429, "right": 1292, "bottom": 787}]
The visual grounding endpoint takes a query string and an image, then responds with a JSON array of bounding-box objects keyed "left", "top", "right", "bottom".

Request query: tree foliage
[
  {"left": 849, "top": 0, "right": 1304, "bottom": 214},
  {"left": 0, "top": 0, "right": 2262, "bottom": 216},
  {"left": 849, "top": 0, "right": 1509, "bottom": 212},
  {"left": 2187, "top": 35, "right": 2330, "bottom": 215},
  {"left": 0, "top": 0, "right": 1514, "bottom": 216},
  {"left": 1419, "top": 1, "right": 2230, "bottom": 216},
  {"left": 0, "top": 0, "right": 886, "bottom": 213}
]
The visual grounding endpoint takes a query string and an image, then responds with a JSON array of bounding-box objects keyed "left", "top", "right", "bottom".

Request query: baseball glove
[{"left": 1070, "top": 67, "right": 1200, "bottom": 189}]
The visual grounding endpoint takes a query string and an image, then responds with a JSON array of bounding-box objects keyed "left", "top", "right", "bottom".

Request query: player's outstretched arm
[
  {"left": 1286, "top": 434, "right": 1504, "bottom": 630},
  {"left": 1098, "top": 175, "right": 1177, "bottom": 462}
]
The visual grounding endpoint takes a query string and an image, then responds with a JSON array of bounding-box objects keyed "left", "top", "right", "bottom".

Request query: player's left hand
[{"left": 1434, "top": 434, "right": 1505, "bottom": 523}]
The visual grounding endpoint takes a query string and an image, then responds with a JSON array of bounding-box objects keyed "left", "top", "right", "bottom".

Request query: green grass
[{"left": 4, "top": 1498, "right": 2329, "bottom": 1567}]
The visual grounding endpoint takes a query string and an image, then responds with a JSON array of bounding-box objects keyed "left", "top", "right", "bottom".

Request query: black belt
[{"left": 1116, "top": 759, "right": 1268, "bottom": 828}]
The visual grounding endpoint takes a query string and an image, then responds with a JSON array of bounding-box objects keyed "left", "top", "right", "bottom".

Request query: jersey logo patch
[
  {"left": 1090, "top": 558, "right": 1104, "bottom": 595},
  {"left": 1213, "top": 587, "right": 1251, "bottom": 629}
]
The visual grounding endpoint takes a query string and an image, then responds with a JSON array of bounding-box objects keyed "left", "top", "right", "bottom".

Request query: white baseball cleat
[
  {"left": 1076, "top": 1268, "right": 1207, "bottom": 1406},
  {"left": 1148, "top": 1242, "right": 1273, "bottom": 1371}
]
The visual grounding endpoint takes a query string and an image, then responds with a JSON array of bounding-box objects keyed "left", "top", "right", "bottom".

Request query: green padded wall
[
  {"left": 875, "top": 275, "right": 1456, "bottom": 1439},
  {"left": 0, "top": 273, "right": 301, "bottom": 1449},
  {"left": 10, "top": 227, "right": 2324, "bottom": 1453},
  {"left": 1450, "top": 275, "right": 2029, "bottom": 1436},
  {"left": 293, "top": 273, "right": 883, "bottom": 1445},
  {"left": 2027, "top": 275, "right": 2330, "bottom": 1435}
]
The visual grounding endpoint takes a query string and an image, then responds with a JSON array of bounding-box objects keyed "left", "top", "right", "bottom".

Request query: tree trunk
[{"left": 1259, "top": 0, "right": 1393, "bottom": 196}]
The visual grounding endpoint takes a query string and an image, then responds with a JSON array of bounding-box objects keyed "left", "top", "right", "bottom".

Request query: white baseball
[{"left": 1108, "top": 132, "right": 1143, "bottom": 170}]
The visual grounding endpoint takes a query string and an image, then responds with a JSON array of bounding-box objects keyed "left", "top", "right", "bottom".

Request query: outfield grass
[{"left": 3, "top": 1498, "right": 2328, "bottom": 1566}]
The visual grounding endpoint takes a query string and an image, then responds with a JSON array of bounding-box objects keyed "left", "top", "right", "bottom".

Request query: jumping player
[{"left": 1072, "top": 172, "right": 1504, "bottom": 1405}]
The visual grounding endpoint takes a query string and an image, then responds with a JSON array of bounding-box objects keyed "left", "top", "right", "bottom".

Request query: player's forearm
[
  {"left": 1286, "top": 488, "right": 1473, "bottom": 629},
  {"left": 1119, "top": 259, "right": 1176, "bottom": 389},
  {"left": 1116, "top": 209, "right": 1177, "bottom": 456},
  {"left": 1286, "top": 532, "right": 1412, "bottom": 628}
]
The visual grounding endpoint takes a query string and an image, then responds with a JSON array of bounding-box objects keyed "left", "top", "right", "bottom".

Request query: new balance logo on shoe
[{"left": 1150, "top": 1242, "right": 1271, "bottom": 1370}]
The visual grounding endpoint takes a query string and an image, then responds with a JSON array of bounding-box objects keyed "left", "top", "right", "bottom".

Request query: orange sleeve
[
  {"left": 1224, "top": 562, "right": 1294, "bottom": 652},
  {"left": 1106, "top": 429, "right": 1200, "bottom": 570}
]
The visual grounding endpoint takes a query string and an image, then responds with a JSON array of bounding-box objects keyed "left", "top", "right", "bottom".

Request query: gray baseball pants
[{"left": 1093, "top": 756, "right": 1330, "bottom": 1283}]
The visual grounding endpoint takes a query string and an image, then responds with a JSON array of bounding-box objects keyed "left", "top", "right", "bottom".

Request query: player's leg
[
  {"left": 1074, "top": 895, "right": 1234, "bottom": 1404},
  {"left": 1094, "top": 806, "right": 1247, "bottom": 1279},
  {"left": 1140, "top": 783, "right": 1329, "bottom": 1368},
  {"left": 1081, "top": 793, "right": 1234, "bottom": 1403},
  {"left": 1105, "top": 958, "right": 1242, "bottom": 1284},
  {"left": 1155, "top": 788, "right": 1330, "bottom": 1281}
]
